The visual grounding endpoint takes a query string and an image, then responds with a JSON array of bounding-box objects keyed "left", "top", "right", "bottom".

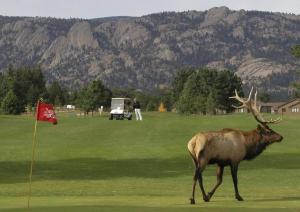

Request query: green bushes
[
  {"left": 172, "top": 67, "right": 243, "bottom": 114},
  {"left": 0, "top": 66, "right": 47, "bottom": 114}
]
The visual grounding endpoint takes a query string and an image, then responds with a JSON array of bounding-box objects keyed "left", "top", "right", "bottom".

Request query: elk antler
[
  {"left": 230, "top": 87, "right": 282, "bottom": 125},
  {"left": 229, "top": 87, "right": 253, "bottom": 109}
]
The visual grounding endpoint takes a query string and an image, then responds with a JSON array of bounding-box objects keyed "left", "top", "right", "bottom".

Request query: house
[
  {"left": 259, "top": 102, "right": 285, "bottom": 114},
  {"left": 235, "top": 101, "right": 283, "bottom": 114},
  {"left": 278, "top": 99, "right": 300, "bottom": 115}
]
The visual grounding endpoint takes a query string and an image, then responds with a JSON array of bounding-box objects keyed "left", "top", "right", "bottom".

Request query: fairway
[{"left": 0, "top": 112, "right": 299, "bottom": 211}]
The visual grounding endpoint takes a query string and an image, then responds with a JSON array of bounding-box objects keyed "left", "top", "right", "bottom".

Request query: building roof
[
  {"left": 111, "top": 98, "right": 131, "bottom": 100},
  {"left": 288, "top": 101, "right": 300, "bottom": 108},
  {"left": 259, "top": 102, "right": 285, "bottom": 107},
  {"left": 278, "top": 99, "right": 300, "bottom": 109}
]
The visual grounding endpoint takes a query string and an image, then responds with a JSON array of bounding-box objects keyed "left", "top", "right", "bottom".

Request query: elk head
[{"left": 230, "top": 87, "right": 283, "bottom": 144}]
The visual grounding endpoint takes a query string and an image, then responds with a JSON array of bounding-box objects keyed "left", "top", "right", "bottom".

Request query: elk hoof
[
  {"left": 236, "top": 195, "right": 244, "bottom": 201},
  {"left": 203, "top": 195, "right": 210, "bottom": 202},
  {"left": 190, "top": 198, "right": 195, "bottom": 204}
]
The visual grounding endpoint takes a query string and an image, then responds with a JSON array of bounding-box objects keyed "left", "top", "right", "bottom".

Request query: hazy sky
[{"left": 0, "top": 0, "right": 299, "bottom": 19}]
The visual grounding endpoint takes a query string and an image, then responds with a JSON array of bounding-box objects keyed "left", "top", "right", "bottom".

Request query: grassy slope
[{"left": 0, "top": 112, "right": 299, "bottom": 211}]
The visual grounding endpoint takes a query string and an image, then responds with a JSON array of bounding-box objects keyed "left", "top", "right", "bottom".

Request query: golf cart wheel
[{"left": 109, "top": 114, "right": 113, "bottom": 120}]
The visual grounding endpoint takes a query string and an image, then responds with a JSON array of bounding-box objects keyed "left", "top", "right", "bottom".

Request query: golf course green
[{"left": 0, "top": 112, "right": 299, "bottom": 211}]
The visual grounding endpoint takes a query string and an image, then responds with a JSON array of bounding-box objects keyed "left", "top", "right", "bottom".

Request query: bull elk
[{"left": 187, "top": 87, "right": 283, "bottom": 203}]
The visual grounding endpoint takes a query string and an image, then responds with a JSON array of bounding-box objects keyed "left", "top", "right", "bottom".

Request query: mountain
[{"left": 0, "top": 7, "right": 299, "bottom": 100}]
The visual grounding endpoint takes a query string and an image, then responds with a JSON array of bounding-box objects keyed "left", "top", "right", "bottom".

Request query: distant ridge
[
  {"left": 91, "top": 16, "right": 135, "bottom": 22},
  {"left": 0, "top": 7, "right": 299, "bottom": 100}
]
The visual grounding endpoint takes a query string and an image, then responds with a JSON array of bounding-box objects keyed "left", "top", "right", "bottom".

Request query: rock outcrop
[{"left": 0, "top": 8, "right": 299, "bottom": 99}]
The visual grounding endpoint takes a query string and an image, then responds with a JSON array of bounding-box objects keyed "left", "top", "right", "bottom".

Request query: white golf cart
[{"left": 109, "top": 98, "right": 132, "bottom": 120}]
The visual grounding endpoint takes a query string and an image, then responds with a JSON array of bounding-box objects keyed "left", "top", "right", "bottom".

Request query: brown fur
[{"left": 188, "top": 124, "right": 283, "bottom": 203}]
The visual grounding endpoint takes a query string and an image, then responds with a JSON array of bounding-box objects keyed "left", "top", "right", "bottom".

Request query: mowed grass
[{"left": 0, "top": 112, "right": 299, "bottom": 211}]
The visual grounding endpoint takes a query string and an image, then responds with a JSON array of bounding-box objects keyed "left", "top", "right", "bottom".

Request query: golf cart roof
[
  {"left": 111, "top": 98, "right": 131, "bottom": 111},
  {"left": 112, "top": 98, "right": 131, "bottom": 100}
]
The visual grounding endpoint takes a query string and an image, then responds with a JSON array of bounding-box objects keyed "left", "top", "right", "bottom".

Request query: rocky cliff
[{"left": 0, "top": 7, "right": 299, "bottom": 99}]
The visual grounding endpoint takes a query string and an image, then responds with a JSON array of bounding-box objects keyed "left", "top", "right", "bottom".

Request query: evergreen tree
[
  {"left": 214, "top": 70, "right": 243, "bottom": 112},
  {"left": 172, "top": 68, "right": 195, "bottom": 103},
  {"left": 258, "top": 92, "right": 270, "bottom": 103},
  {"left": 75, "top": 80, "right": 112, "bottom": 114},
  {"left": 26, "top": 85, "right": 41, "bottom": 107},
  {"left": 291, "top": 83, "right": 300, "bottom": 98},
  {"left": 0, "top": 65, "right": 48, "bottom": 114},
  {"left": 3, "top": 65, "right": 47, "bottom": 111},
  {"left": 89, "top": 80, "right": 111, "bottom": 109},
  {"left": 173, "top": 67, "right": 243, "bottom": 114},
  {"left": 1, "top": 90, "right": 23, "bottom": 115},
  {"left": 291, "top": 45, "right": 300, "bottom": 97},
  {"left": 177, "top": 73, "right": 203, "bottom": 114},
  {"left": 206, "top": 90, "right": 217, "bottom": 115},
  {"left": 146, "top": 100, "right": 157, "bottom": 111},
  {"left": 54, "top": 96, "right": 62, "bottom": 106},
  {"left": 48, "top": 81, "right": 67, "bottom": 106},
  {"left": 76, "top": 87, "right": 93, "bottom": 114},
  {"left": 112, "top": 88, "right": 135, "bottom": 98},
  {"left": 0, "top": 73, "right": 9, "bottom": 103},
  {"left": 291, "top": 45, "right": 300, "bottom": 58}
]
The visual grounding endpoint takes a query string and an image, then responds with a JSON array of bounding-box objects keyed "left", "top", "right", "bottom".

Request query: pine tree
[
  {"left": 1, "top": 90, "right": 23, "bottom": 115},
  {"left": 1, "top": 65, "right": 47, "bottom": 111},
  {"left": 206, "top": 90, "right": 217, "bottom": 115},
  {"left": 174, "top": 68, "right": 242, "bottom": 114},
  {"left": 75, "top": 80, "right": 112, "bottom": 114},
  {"left": 172, "top": 68, "right": 195, "bottom": 103},
  {"left": 291, "top": 45, "right": 300, "bottom": 58},
  {"left": 177, "top": 73, "right": 203, "bottom": 114},
  {"left": 146, "top": 100, "right": 156, "bottom": 111},
  {"left": 291, "top": 45, "right": 300, "bottom": 97}
]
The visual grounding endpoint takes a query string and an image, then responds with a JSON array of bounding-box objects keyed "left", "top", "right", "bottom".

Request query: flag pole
[{"left": 27, "top": 100, "right": 40, "bottom": 208}]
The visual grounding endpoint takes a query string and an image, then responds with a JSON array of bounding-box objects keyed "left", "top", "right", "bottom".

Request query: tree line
[
  {"left": 0, "top": 66, "right": 112, "bottom": 115},
  {"left": 0, "top": 66, "right": 48, "bottom": 114},
  {"left": 0, "top": 65, "right": 169, "bottom": 115},
  {"left": 0, "top": 65, "right": 244, "bottom": 115}
]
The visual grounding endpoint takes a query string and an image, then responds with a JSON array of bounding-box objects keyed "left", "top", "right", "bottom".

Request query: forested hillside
[{"left": 0, "top": 7, "right": 299, "bottom": 99}]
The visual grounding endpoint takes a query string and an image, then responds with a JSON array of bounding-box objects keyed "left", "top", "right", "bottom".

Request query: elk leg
[
  {"left": 190, "top": 167, "right": 199, "bottom": 204},
  {"left": 230, "top": 164, "right": 244, "bottom": 201},
  {"left": 197, "top": 159, "right": 209, "bottom": 202},
  {"left": 207, "top": 165, "right": 224, "bottom": 200}
]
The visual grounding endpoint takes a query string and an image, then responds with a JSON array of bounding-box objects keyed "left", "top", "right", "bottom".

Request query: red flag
[{"left": 36, "top": 101, "right": 58, "bottom": 125}]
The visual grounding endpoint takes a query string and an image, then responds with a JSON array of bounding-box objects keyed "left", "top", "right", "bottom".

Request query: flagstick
[{"left": 27, "top": 115, "right": 38, "bottom": 208}]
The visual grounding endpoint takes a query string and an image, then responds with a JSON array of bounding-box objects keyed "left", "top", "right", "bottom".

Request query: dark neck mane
[{"left": 244, "top": 130, "right": 269, "bottom": 160}]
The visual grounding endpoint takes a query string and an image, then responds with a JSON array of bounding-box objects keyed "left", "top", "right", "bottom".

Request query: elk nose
[{"left": 279, "top": 136, "right": 283, "bottom": 142}]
